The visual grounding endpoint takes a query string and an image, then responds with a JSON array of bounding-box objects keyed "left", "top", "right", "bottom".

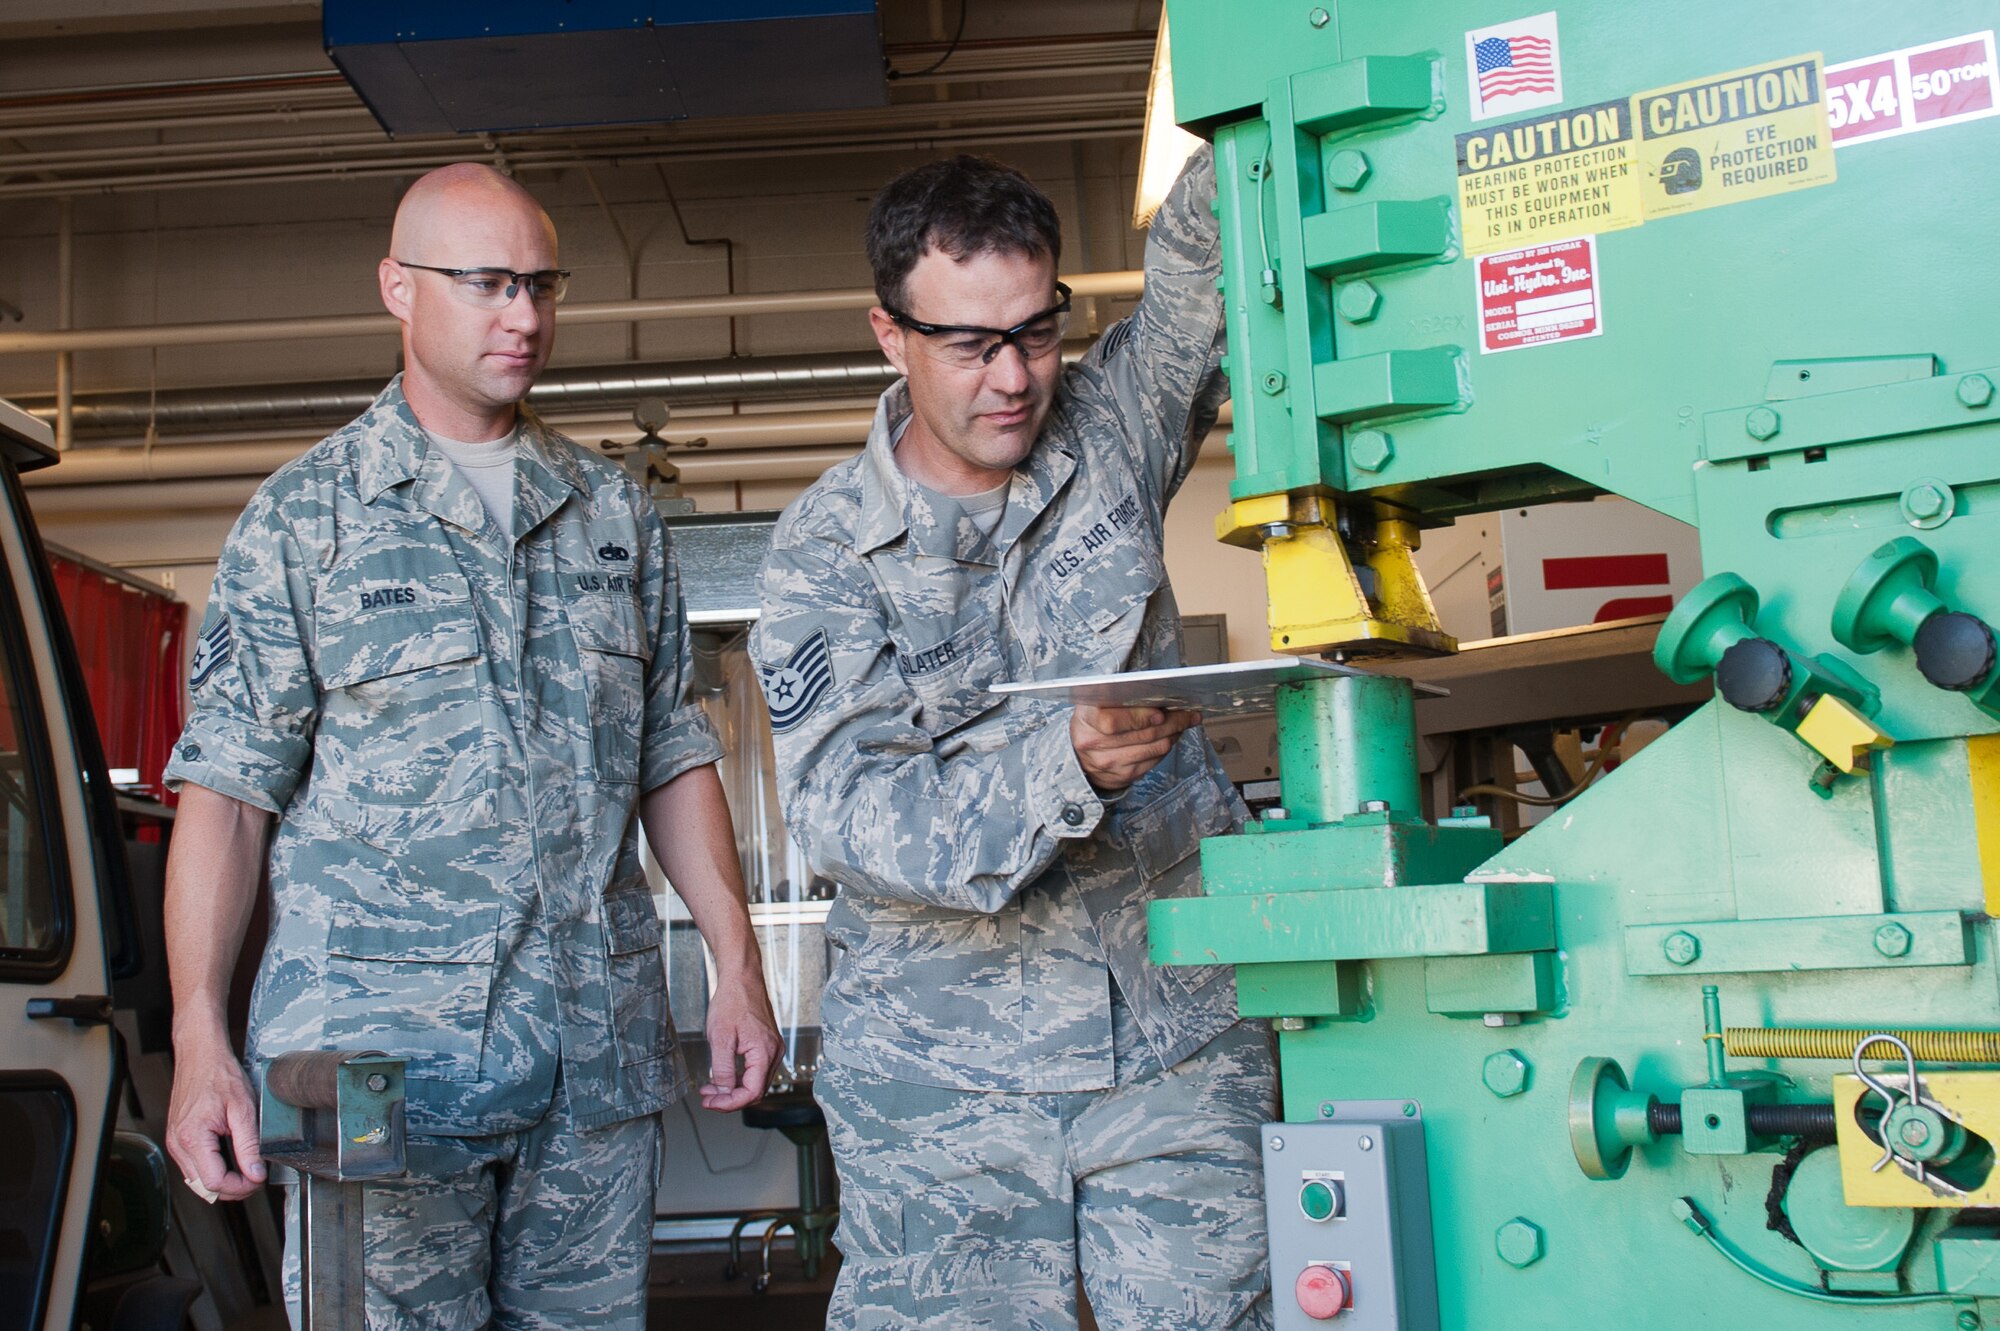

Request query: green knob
[
  {"left": 1832, "top": 536, "right": 1944, "bottom": 654},
  {"left": 1655, "top": 573, "right": 1761, "bottom": 685}
]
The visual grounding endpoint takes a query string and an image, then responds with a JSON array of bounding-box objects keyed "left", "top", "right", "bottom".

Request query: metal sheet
[{"left": 991, "top": 657, "right": 1446, "bottom": 713}]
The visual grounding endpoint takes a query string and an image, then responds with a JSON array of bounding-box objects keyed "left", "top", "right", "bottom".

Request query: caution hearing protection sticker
[
  {"left": 1455, "top": 99, "right": 1642, "bottom": 255},
  {"left": 1631, "top": 54, "right": 1836, "bottom": 218}
]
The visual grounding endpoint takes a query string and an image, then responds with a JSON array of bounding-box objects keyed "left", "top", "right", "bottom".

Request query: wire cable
[
  {"left": 677, "top": 1095, "right": 774, "bottom": 1175},
  {"left": 1456, "top": 713, "right": 1642, "bottom": 808},
  {"left": 889, "top": 0, "right": 970, "bottom": 79},
  {"left": 1674, "top": 1196, "right": 1955, "bottom": 1306}
]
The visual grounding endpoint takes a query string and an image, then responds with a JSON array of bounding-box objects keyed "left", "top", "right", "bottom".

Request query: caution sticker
[
  {"left": 1477, "top": 236, "right": 1603, "bottom": 355},
  {"left": 1632, "top": 54, "right": 1836, "bottom": 218},
  {"left": 1826, "top": 31, "right": 1999, "bottom": 147},
  {"left": 1455, "top": 98, "right": 1642, "bottom": 256}
]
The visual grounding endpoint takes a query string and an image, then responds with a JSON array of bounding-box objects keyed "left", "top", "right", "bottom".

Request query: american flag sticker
[{"left": 1467, "top": 12, "right": 1564, "bottom": 120}]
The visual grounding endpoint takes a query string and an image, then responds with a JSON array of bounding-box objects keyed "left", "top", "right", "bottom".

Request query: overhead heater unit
[{"left": 324, "top": 1, "right": 887, "bottom": 135}]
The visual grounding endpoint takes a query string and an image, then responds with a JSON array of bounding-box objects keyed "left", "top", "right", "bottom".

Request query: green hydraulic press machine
[{"left": 1144, "top": 1, "right": 2000, "bottom": 1325}]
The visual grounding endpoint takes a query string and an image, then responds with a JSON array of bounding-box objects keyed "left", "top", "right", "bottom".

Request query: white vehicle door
[{"left": 0, "top": 401, "right": 120, "bottom": 1331}]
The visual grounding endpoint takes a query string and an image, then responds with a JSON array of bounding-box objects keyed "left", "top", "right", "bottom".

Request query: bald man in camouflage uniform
[
  {"left": 162, "top": 163, "right": 782, "bottom": 1330},
  {"left": 752, "top": 147, "right": 1274, "bottom": 1328}
]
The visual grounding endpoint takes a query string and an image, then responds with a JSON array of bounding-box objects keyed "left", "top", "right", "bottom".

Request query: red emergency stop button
[{"left": 1294, "top": 1263, "right": 1351, "bottom": 1319}]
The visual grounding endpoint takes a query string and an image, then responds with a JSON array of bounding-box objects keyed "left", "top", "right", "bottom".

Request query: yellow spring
[{"left": 1725, "top": 1026, "right": 2000, "bottom": 1063}]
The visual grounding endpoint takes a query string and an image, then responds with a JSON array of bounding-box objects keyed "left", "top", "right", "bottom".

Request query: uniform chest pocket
[
  {"left": 1047, "top": 541, "right": 1163, "bottom": 640},
  {"left": 313, "top": 548, "right": 487, "bottom": 808},
  {"left": 897, "top": 617, "right": 1006, "bottom": 737},
  {"left": 561, "top": 551, "right": 652, "bottom": 788}
]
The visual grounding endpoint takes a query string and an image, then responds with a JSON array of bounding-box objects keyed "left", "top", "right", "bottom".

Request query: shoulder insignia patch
[
  {"left": 757, "top": 629, "right": 835, "bottom": 733},
  {"left": 189, "top": 614, "right": 232, "bottom": 690},
  {"left": 1096, "top": 316, "right": 1134, "bottom": 361}
]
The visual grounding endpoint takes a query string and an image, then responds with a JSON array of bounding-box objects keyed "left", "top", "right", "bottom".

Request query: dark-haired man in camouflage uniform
[
  {"left": 752, "top": 148, "right": 1274, "bottom": 1328},
  {"left": 162, "top": 162, "right": 782, "bottom": 1330}
]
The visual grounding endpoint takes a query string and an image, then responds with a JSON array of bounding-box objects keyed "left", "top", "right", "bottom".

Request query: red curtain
[{"left": 47, "top": 552, "right": 187, "bottom": 803}]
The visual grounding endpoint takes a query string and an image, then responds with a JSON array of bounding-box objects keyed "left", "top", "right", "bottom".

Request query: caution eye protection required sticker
[{"left": 1632, "top": 54, "right": 1836, "bottom": 218}]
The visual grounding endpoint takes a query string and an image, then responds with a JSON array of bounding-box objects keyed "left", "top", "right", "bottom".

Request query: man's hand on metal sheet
[{"left": 1071, "top": 703, "right": 1199, "bottom": 793}]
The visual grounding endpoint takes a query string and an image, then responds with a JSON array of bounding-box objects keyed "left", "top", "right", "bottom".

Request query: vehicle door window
[{"left": 0, "top": 529, "right": 63, "bottom": 972}]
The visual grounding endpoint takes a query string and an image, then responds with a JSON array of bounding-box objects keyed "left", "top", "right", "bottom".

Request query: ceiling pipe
[
  {"left": 54, "top": 197, "right": 72, "bottom": 451},
  {"left": 20, "top": 398, "right": 1234, "bottom": 495},
  {"left": 0, "top": 121, "right": 1147, "bottom": 200},
  {"left": 18, "top": 407, "right": 881, "bottom": 488},
  {"left": 0, "top": 270, "right": 1143, "bottom": 355},
  {"left": 19, "top": 343, "right": 1119, "bottom": 439}
]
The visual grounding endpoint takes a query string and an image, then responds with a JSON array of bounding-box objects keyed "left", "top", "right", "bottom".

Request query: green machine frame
[{"left": 1148, "top": 1, "right": 2000, "bottom": 1325}]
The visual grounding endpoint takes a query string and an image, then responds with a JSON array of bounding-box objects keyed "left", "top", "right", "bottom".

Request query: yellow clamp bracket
[
  {"left": 1833, "top": 1071, "right": 2000, "bottom": 1208},
  {"left": 1795, "top": 694, "right": 1894, "bottom": 774},
  {"left": 1213, "top": 493, "right": 1456, "bottom": 658}
]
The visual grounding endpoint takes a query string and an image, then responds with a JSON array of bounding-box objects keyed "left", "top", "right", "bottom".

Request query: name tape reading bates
[{"left": 1457, "top": 52, "right": 1836, "bottom": 255}]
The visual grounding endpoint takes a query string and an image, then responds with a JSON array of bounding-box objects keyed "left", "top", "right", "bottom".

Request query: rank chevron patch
[
  {"left": 757, "top": 629, "right": 834, "bottom": 733},
  {"left": 189, "top": 614, "right": 233, "bottom": 690}
]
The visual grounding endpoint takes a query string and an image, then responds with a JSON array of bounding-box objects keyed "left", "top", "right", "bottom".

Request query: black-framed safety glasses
[
  {"left": 882, "top": 281, "right": 1072, "bottom": 369},
  {"left": 394, "top": 261, "right": 572, "bottom": 308}
]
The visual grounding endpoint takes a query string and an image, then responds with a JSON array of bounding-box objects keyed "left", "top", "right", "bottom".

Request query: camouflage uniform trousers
[
  {"left": 281, "top": 1090, "right": 660, "bottom": 1331},
  {"left": 816, "top": 1006, "right": 1276, "bottom": 1330}
]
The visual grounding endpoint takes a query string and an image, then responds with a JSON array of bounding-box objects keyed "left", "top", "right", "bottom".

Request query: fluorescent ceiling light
[{"left": 1133, "top": 16, "right": 1203, "bottom": 229}]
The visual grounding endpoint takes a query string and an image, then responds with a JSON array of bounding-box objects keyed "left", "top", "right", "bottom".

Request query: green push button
[{"left": 1299, "top": 1178, "right": 1343, "bottom": 1222}]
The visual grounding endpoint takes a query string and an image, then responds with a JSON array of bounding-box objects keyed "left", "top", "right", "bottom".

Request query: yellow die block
[{"left": 1797, "top": 694, "right": 1893, "bottom": 774}]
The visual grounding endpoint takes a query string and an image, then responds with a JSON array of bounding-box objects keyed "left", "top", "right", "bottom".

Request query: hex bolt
[
  {"left": 1349, "top": 430, "right": 1395, "bottom": 473},
  {"left": 1327, "top": 150, "right": 1373, "bottom": 192},
  {"left": 1261, "top": 370, "right": 1288, "bottom": 395},
  {"left": 1308, "top": 7, "right": 1331, "bottom": 27},
  {"left": 1359, "top": 798, "right": 1390, "bottom": 813},
  {"left": 1261, "top": 521, "right": 1296, "bottom": 541},
  {"left": 1357, "top": 1135, "right": 1374, "bottom": 1152},
  {"left": 1495, "top": 1218, "right": 1545, "bottom": 1268},
  {"left": 1958, "top": 374, "right": 1995, "bottom": 408},
  {"left": 1273, "top": 1016, "right": 1309, "bottom": 1032},
  {"left": 1271, "top": 1135, "right": 1286, "bottom": 1152},
  {"left": 1320, "top": 1102, "right": 1338, "bottom": 1118},
  {"left": 1744, "top": 406, "right": 1781, "bottom": 441},
  {"left": 1483, "top": 1049, "right": 1530, "bottom": 1098},
  {"left": 1903, "top": 483, "right": 1948, "bottom": 520},
  {"left": 1874, "top": 922, "right": 1913, "bottom": 958},
  {"left": 1662, "top": 931, "right": 1701, "bottom": 966},
  {"left": 365, "top": 1073, "right": 390, "bottom": 1093},
  {"left": 1900, "top": 1116, "right": 1933, "bottom": 1148},
  {"left": 1335, "top": 279, "right": 1383, "bottom": 324},
  {"left": 1958, "top": 1311, "right": 1981, "bottom": 1331}
]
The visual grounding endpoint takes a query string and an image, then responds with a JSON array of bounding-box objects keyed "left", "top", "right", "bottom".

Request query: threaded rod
[
  {"left": 1648, "top": 1102, "right": 1838, "bottom": 1139},
  {"left": 1724, "top": 1026, "right": 2000, "bottom": 1063}
]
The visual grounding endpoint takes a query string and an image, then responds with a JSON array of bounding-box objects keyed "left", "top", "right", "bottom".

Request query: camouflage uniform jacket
[
  {"left": 165, "top": 378, "right": 723, "bottom": 1134},
  {"left": 751, "top": 148, "right": 1244, "bottom": 1093}
]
